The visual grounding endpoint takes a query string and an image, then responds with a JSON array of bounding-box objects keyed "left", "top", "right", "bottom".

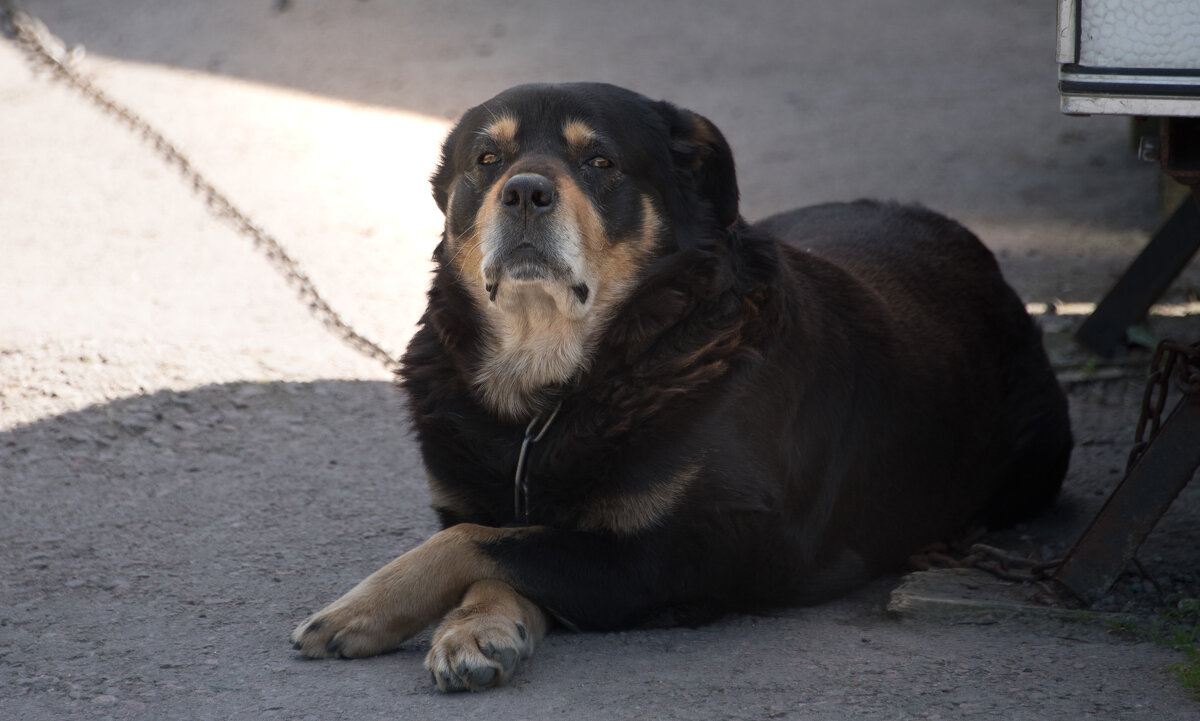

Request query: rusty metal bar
[
  {"left": 1074, "top": 188, "right": 1200, "bottom": 357},
  {"left": 1053, "top": 393, "right": 1200, "bottom": 604},
  {"left": 1075, "top": 118, "right": 1200, "bottom": 358}
]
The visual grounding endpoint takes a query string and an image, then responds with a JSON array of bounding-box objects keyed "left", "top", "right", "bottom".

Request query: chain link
[
  {"left": 910, "top": 540, "right": 1063, "bottom": 584},
  {"left": 2, "top": 0, "right": 402, "bottom": 373},
  {"left": 909, "top": 338, "right": 1200, "bottom": 590},
  {"left": 1127, "top": 338, "right": 1200, "bottom": 473}
]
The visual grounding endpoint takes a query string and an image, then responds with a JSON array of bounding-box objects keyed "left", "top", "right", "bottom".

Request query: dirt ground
[{"left": 3, "top": 1, "right": 1200, "bottom": 719}]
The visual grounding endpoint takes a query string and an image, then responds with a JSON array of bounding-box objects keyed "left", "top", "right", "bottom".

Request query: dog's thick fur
[{"left": 291, "top": 83, "right": 1072, "bottom": 691}]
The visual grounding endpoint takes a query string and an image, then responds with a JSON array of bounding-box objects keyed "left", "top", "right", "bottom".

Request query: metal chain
[
  {"left": 910, "top": 541, "right": 1063, "bottom": 584},
  {"left": 1126, "top": 339, "right": 1200, "bottom": 473},
  {"left": 2, "top": 0, "right": 402, "bottom": 373},
  {"left": 912, "top": 339, "right": 1199, "bottom": 590}
]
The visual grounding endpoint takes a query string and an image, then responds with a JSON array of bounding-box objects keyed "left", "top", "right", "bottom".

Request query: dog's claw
[
  {"left": 468, "top": 665, "right": 497, "bottom": 688},
  {"left": 437, "top": 670, "right": 468, "bottom": 693},
  {"left": 482, "top": 643, "right": 518, "bottom": 671}
]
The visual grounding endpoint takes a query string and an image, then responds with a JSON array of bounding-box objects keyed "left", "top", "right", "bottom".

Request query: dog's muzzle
[{"left": 482, "top": 172, "right": 583, "bottom": 299}]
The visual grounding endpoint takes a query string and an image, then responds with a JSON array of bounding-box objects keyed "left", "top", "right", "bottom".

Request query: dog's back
[{"left": 757, "top": 200, "right": 1071, "bottom": 551}]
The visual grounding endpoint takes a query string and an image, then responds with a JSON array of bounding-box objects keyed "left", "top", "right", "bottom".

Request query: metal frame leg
[
  {"left": 1053, "top": 394, "right": 1200, "bottom": 604},
  {"left": 1075, "top": 189, "right": 1200, "bottom": 357}
]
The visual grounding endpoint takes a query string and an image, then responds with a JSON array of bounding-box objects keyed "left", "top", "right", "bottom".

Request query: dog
[{"left": 290, "top": 82, "right": 1072, "bottom": 691}]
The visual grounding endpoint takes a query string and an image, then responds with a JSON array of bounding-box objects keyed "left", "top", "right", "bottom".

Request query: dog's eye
[
  {"left": 587, "top": 156, "right": 614, "bottom": 169},
  {"left": 478, "top": 152, "right": 500, "bottom": 165}
]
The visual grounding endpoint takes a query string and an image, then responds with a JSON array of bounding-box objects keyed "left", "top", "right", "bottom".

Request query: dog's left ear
[{"left": 659, "top": 104, "right": 740, "bottom": 229}]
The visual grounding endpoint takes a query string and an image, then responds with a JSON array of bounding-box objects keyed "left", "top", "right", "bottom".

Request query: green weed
[
  {"left": 1103, "top": 615, "right": 1139, "bottom": 637},
  {"left": 1150, "top": 598, "right": 1200, "bottom": 699}
]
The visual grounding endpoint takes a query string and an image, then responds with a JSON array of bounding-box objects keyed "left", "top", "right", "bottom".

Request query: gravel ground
[{"left": 3, "top": 1, "right": 1200, "bottom": 719}]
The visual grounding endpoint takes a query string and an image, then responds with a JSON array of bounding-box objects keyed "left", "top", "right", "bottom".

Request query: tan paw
[
  {"left": 425, "top": 609, "right": 534, "bottom": 692},
  {"left": 290, "top": 585, "right": 409, "bottom": 659}
]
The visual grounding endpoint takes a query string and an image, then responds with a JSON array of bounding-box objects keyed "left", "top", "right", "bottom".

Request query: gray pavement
[{"left": 2, "top": 1, "right": 1199, "bottom": 719}]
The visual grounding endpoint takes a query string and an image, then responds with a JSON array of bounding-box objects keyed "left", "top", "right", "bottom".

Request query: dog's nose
[{"left": 500, "top": 173, "right": 557, "bottom": 217}]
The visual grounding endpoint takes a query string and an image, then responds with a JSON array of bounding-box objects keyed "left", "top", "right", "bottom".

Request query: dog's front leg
[
  {"left": 290, "top": 523, "right": 541, "bottom": 662},
  {"left": 425, "top": 578, "right": 548, "bottom": 691}
]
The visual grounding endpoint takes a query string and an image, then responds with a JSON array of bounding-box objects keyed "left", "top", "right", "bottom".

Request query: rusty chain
[
  {"left": 910, "top": 540, "right": 1063, "bottom": 584},
  {"left": 2, "top": 0, "right": 403, "bottom": 373},
  {"left": 1127, "top": 338, "right": 1200, "bottom": 473},
  {"left": 913, "top": 339, "right": 1200, "bottom": 590}
]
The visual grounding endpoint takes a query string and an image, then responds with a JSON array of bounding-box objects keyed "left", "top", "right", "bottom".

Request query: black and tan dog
[{"left": 291, "top": 82, "right": 1072, "bottom": 691}]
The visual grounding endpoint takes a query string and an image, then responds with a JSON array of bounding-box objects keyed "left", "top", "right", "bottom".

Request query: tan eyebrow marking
[
  {"left": 482, "top": 113, "right": 520, "bottom": 152},
  {"left": 562, "top": 118, "right": 598, "bottom": 150}
]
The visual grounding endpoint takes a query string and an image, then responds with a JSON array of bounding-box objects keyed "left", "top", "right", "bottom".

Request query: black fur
[{"left": 400, "top": 83, "right": 1072, "bottom": 630}]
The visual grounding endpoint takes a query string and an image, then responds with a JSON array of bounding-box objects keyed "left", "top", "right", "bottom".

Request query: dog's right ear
[
  {"left": 429, "top": 137, "right": 455, "bottom": 214},
  {"left": 656, "top": 103, "right": 741, "bottom": 229},
  {"left": 430, "top": 118, "right": 469, "bottom": 214}
]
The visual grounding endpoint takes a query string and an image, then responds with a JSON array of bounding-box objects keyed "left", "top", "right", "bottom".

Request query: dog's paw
[
  {"left": 290, "top": 586, "right": 406, "bottom": 659},
  {"left": 425, "top": 608, "right": 533, "bottom": 692}
]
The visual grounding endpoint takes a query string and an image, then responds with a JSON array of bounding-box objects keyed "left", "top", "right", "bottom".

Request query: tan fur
[
  {"left": 474, "top": 289, "right": 593, "bottom": 419},
  {"left": 580, "top": 458, "right": 702, "bottom": 534},
  {"left": 482, "top": 112, "right": 520, "bottom": 156},
  {"left": 290, "top": 524, "right": 536, "bottom": 659},
  {"left": 440, "top": 164, "right": 579, "bottom": 419},
  {"left": 562, "top": 118, "right": 597, "bottom": 150},
  {"left": 592, "top": 193, "right": 662, "bottom": 293},
  {"left": 443, "top": 183, "right": 488, "bottom": 303},
  {"left": 471, "top": 173, "right": 591, "bottom": 419},
  {"left": 469, "top": 188, "right": 662, "bottom": 419},
  {"left": 426, "top": 580, "right": 549, "bottom": 692}
]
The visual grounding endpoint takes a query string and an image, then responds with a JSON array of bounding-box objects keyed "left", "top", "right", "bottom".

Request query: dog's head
[
  {"left": 428, "top": 83, "right": 740, "bottom": 417},
  {"left": 431, "top": 83, "right": 740, "bottom": 317}
]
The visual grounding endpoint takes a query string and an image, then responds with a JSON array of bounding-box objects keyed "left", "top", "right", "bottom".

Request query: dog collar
[{"left": 513, "top": 400, "right": 563, "bottom": 524}]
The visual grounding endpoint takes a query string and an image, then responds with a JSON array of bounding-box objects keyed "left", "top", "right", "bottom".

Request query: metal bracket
[
  {"left": 1075, "top": 119, "right": 1200, "bottom": 358},
  {"left": 1053, "top": 393, "right": 1200, "bottom": 604}
]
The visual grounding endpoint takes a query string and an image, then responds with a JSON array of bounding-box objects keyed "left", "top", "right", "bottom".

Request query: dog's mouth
[
  {"left": 485, "top": 277, "right": 590, "bottom": 305},
  {"left": 483, "top": 259, "right": 590, "bottom": 306},
  {"left": 500, "top": 243, "right": 559, "bottom": 281},
  {"left": 481, "top": 229, "right": 590, "bottom": 308}
]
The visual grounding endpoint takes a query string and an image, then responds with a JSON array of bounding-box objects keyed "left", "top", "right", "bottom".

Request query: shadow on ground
[
  {"left": 0, "top": 380, "right": 443, "bottom": 714},
  {"left": 3, "top": 375, "right": 1199, "bottom": 717}
]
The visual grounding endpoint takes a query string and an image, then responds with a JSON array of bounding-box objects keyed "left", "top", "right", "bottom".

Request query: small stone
[{"left": 119, "top": 415, "right": 154, "bottom": 434}]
